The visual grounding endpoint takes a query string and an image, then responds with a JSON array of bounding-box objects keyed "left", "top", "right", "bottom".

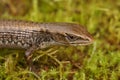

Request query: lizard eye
[{"left": 65, "top": 33, "right": 79, "bottom": 41}]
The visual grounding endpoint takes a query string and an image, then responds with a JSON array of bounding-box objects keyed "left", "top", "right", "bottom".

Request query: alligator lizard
[{"left": 0, "top": 20, "right": 93, "bottom": 69}]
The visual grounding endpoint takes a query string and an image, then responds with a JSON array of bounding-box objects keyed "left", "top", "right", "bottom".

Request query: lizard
[{"left": 0, "top": 20, "right": 94, "bottom": 71}]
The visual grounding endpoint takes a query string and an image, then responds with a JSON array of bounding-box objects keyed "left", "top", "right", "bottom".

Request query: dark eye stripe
[
  {"left": 65, "top": 33, "right": 89, "bottom": 42},
  {"left": 65, "top": 33, "right": 79, "bottom": 41}
]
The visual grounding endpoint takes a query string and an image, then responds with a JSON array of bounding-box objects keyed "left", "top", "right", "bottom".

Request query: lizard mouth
[
  {"left": 70, "top": 41, "right": 92, "bottom": 45},
  {"left": 71, "top": 37, "right": 94, "bottom": 45},
  {"left": 55, "top": 40, "right": 93, "bottom": 46}
]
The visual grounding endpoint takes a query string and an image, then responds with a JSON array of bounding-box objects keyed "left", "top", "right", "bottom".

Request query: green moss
[{"left": 0, "top": 0, "right": 120, "bottom": 80}]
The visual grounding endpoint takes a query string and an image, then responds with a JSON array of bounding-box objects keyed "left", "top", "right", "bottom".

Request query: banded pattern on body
[
  {"left": 0, "top": 20, "right": 93, "bottom": 63},
  {"left": 0, "top": 30, "right": 55, "bottom": 49}
]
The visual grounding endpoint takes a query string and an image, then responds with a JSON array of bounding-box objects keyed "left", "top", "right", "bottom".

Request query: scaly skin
[{"left": 0, "top": 20, "right": 93, "bottom": 71}]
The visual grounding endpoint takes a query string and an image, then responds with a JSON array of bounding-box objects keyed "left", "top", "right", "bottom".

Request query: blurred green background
[{"left": 0, "top": 0, "right": 120, "bottom": 80}]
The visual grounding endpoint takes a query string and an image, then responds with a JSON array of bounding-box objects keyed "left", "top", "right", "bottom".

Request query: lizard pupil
[
  {"left": 69, "top": 35, "right": 74, "bottom": 39},
  {"left": 66, "top": 33, "right": 78, "bottom": 41}
]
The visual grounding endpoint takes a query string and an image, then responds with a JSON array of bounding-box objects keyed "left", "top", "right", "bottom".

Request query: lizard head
[
  {"left": 64, "top": 33, "right": 93, "bottom": 46},
  {"left": 43, "top": 23, "right": 94, "bottom": 46},
  {"left": 63, "top": 23, "right": 93, "bottom": 45}
]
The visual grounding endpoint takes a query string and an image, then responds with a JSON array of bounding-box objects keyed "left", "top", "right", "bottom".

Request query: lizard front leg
[{"left": 25, "top": 45, "right": 38, "bottom": 72}]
